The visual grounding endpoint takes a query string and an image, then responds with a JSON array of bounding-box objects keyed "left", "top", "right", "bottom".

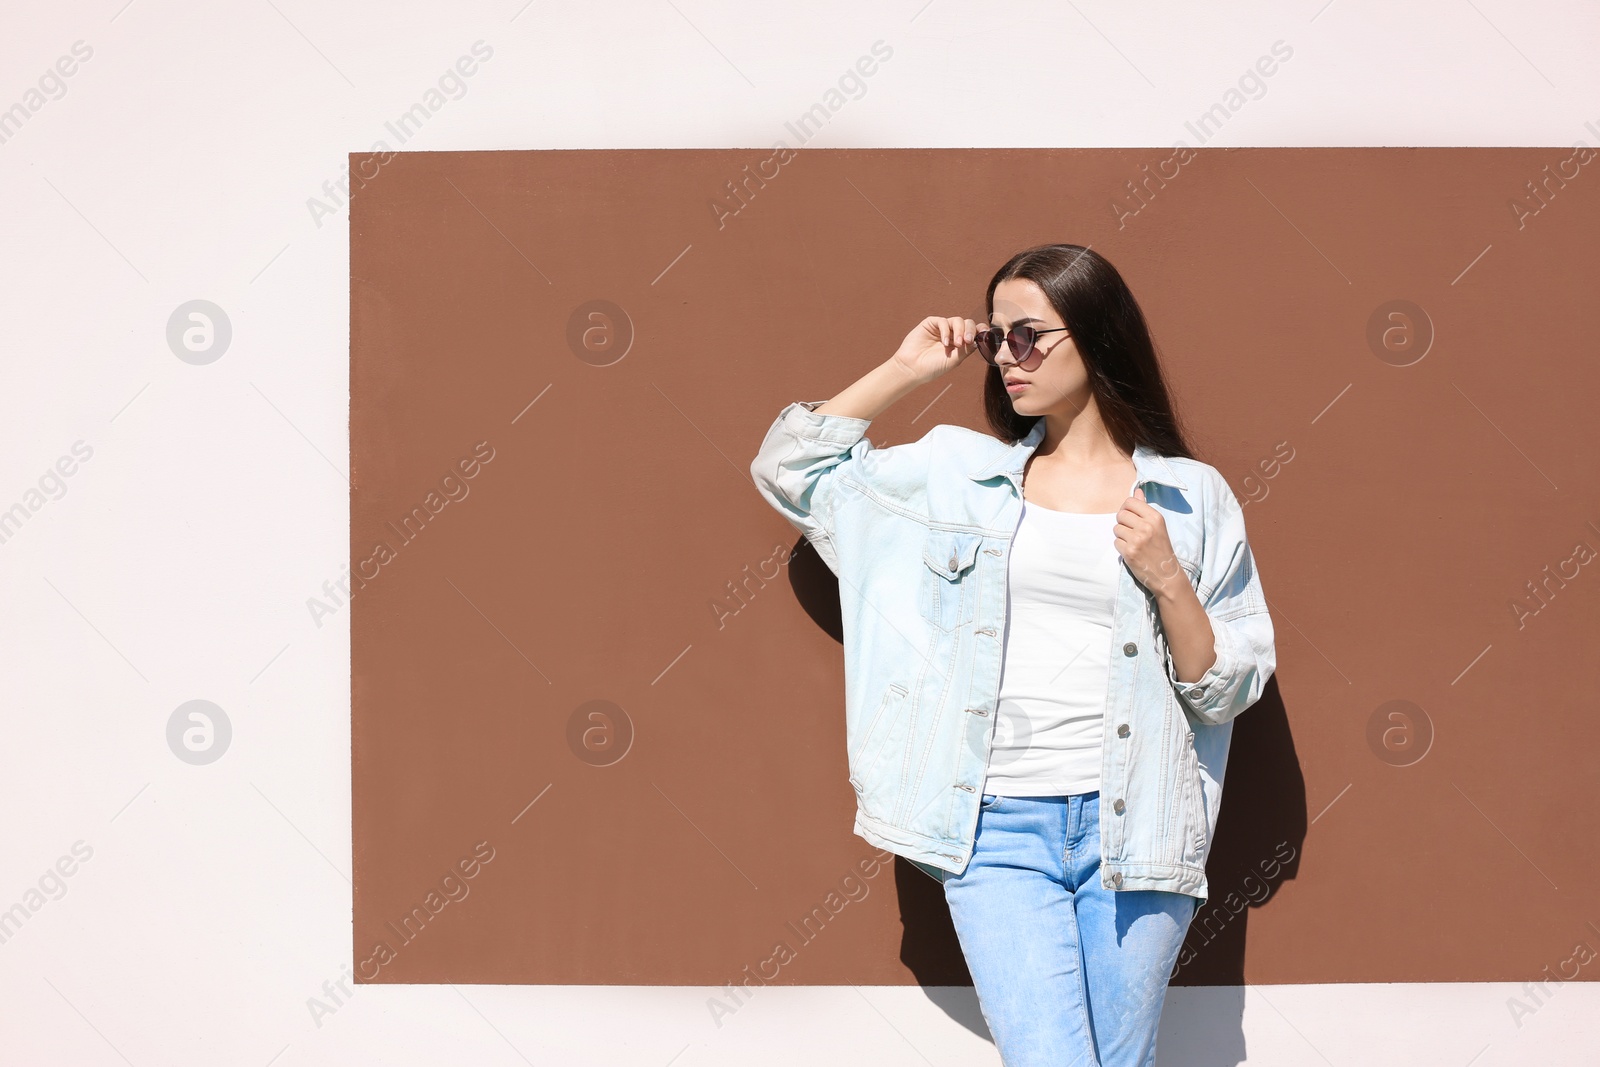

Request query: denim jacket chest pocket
[{"left": 920, "top": 529, "right": 984, "bottom": 632}]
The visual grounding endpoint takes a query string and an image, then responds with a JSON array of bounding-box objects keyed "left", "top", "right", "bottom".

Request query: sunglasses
[{"left": 974, "top": 324, "right": 1071, "bottom": 369}]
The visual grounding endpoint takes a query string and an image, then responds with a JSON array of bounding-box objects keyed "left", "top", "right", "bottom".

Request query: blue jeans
[{"left": 936, "top": 791, "right": 1197, "bottom": 1067}]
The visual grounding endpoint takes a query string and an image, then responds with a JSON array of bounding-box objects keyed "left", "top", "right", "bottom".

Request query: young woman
[{"left": 750, "top": 244, "right": 1275, "bottom": 1067}]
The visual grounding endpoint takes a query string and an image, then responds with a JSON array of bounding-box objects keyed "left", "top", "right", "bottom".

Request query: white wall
[{"left": 1, "top": 1, "right": 1596, "bottom": 1063}]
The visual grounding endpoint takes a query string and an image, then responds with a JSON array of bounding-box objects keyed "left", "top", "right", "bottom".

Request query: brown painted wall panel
[{"left": 351, "top": 148, "right": 1600, "bottom": 986}]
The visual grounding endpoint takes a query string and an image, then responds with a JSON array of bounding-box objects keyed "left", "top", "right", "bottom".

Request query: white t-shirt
[{"left": 983, "top": 487, "right": 1131, "bottom": 797}]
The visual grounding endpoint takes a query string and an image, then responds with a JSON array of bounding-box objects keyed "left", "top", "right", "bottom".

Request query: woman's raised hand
[{"left": 891, "top": 315, "right": 981, "bottom": 386}]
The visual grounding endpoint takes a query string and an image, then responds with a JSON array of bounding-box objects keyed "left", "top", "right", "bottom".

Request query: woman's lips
[{"left": 1005, "top": 381, "right": 1029, "bottom": 392}]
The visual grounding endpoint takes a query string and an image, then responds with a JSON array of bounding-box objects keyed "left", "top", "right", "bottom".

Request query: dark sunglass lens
[
  {"left": 1009, "top": 326, "right": 1039, "bottom": 362},
  {"left": 975, "top": 328, "right": 1001, "bottom": 360}
]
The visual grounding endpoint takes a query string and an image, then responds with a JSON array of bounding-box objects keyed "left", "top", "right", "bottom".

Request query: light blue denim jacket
[{"left": 750, "top": 400, "right": 1276, "bottom": 901}]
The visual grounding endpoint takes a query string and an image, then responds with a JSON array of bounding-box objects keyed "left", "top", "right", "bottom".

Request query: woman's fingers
[{"left": 923, "top": 315, "right": 979, "bottom": 357}]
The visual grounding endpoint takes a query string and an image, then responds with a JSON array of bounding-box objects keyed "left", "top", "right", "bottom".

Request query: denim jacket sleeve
[
  {"left": 749, "top": 400, "right": 875, "bottom": 576},
  {"left": 1163, "top": 470, "right": 1277, "bottom": 726}
]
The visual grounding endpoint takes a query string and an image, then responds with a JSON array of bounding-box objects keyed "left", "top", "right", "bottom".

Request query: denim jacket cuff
[
  {"left": 781, "top": 400, "right": 872, "bottom": 447},
  {"left": 1165, "top": 616, "right": 1234, "bottom": 718}
]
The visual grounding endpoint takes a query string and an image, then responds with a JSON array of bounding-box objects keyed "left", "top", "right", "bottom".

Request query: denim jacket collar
[{"left": 967, "top": 417, "right": 1191, "bottom": 492}]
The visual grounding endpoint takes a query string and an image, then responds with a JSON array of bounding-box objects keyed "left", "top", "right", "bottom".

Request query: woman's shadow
[{"left": 788, "top": 538, "right": 1306, "bottom": 1067}]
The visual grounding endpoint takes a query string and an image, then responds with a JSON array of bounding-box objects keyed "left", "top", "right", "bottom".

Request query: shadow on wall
[{"left": 786, "top": 536, "right": 1307, "bottom": 1066}]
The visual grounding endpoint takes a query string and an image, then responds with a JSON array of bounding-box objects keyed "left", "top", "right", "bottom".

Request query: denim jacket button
[
  {"left": 1192, "top": 685, "right": 1207, "bottom": 699},
  {"left": 1113, "top": 798, "right": 1126, "bottom": 814},
  {"left": 1111, "top": 872, "right": 1123, "bottom": 886},
  {"left": 1122, "top": 642, "right": 1138, "bottom": 656},
  {"left": 1116, "top": 723, "right": 1129, "bottom": 738},
  {"left": 948, "top": 555, "right": 958, "bottom": 572}
]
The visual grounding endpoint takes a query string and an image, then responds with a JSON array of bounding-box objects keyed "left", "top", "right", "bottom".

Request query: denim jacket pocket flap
[{"left": 922, "top": 529, "right": 982, "bottom": 580}]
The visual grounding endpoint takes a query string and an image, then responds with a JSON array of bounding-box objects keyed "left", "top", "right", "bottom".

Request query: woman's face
[{"left": 989, "top": 277, "right": 1091, "bottom": 417}]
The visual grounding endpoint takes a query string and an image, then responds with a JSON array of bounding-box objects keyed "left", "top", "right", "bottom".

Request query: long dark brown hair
[{"left": 981, "top": 244, "right": 1197, "bottom": 461}]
